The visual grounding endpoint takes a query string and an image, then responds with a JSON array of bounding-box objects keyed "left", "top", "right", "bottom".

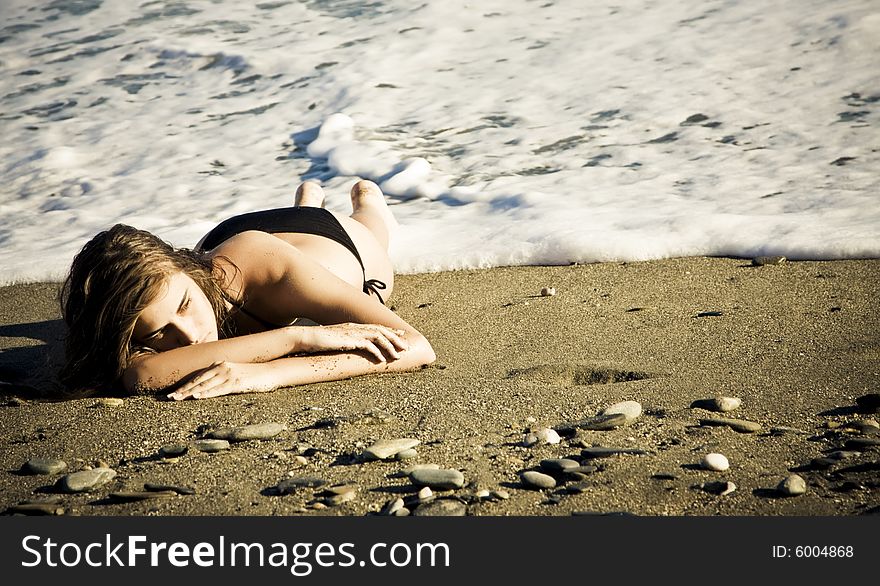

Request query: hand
[
  {"left": 299, "top": 323, "right": 410, "bottom": 363},
  {"left": 167, "top": 361, "right": 272, "bottom": 401}
]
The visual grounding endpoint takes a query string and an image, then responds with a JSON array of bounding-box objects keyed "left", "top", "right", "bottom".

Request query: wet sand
[{"left": 1, "top": 257, "right": 879, "bottom": 516}]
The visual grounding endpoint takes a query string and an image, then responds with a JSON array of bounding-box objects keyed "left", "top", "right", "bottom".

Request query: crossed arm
[{"left": 122, "top": 231, "right": 436, "bottom": 399}]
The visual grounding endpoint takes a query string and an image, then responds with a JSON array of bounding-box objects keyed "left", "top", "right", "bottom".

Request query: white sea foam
[{"left": 0, "top": 0, "right": 878, "bottom": 284}]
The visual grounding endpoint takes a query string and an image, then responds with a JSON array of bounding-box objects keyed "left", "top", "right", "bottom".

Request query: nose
[{"left": 171, "top": 322, "right": 199, "bottom": 347}]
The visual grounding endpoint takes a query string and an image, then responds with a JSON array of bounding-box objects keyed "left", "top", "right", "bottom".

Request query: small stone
[
  {"left": 395, "top": 448, "right": 418, "bottom": 460},
  {"left": 491, "top": 489, "right": 510, "bottom": 500},
  {"left": 534, "top": 427, "right": 561, "bottom": 445},
  {"left": 292, "top": 455, "right": 308, "bottom": 467},
  {"left": 207, "top": 422, "right": 286, "bottom": 442},
  {"left": 855, "top": 394, "right": 880, "bottom": 413},
  {"left": 417, "top": 487, "right": 434, "bottom": 503},
  {"left": 394, "top": 507, "right": 411, "bottom": 516},
  {"left": 362, "top": 438, "right": 420, "bottom": 460},
  {"left": 475, "top": 489, "right": 491, "bottom": 500},
  {"left": 752, "top": 256, "right": 786, "bottom": 266},
  {"left": 540, "top": 287, "right": 556, "bottom": 297},
  {"left": 710, "top": 397, "right": 742, "bottom": 413},
  {"left": 700, "top": 481, "right": 737, "bottom": 496},
  {"left": 522, "top": 433, "right": 539, "bottom": 447},
  {"left": 409, "top": 468, "right": 465, "bottom": 490},
  {"left": 778, "top": 474, "right": 807, "bottom": 496},
  {"left": 158, "top": 444, "right": 188, "bottom": 458},
  {"left": 6, "top": 504, "right": 65, "bottom": 516},
  {"left": 520, "top": 470, "right": 556, "bottom": 490},
  {"left": 276, "top": 476, "right": 328, "bottom": 495},
  {"left": 193, "top": 439, "right": 230, "bottom": 453},
  {"left": 539, "top": 458, "right": 580, "bottom": 473},
  {"left": 95, "top": 398, "right": 124, "bottom": 407},
  {"left": 702, "top": 453, "right": 730, "bottom": 471},
  {"left": 310, "top": 502, "right": 328, "bottom": 510},
  {"left": 21, "top": 458, "right": 68, "bottom": 475},
  {"left": 324, "top": 483, "right": 358, "bottom": 496},
  {"left": 381, "top": 498, "right": 405, "bottom": 516},
  {"left": 699, "top": 417, "right": 762, "bottom": 433},
  {"left": 565, "top": 465, "right": 599, "bottom": 477},
  {"left": 144, "top": 483, "right": 195, "bottom": 495},
  {"left": 412, "top": 499, "right": 466, "bottom": 516},
  {"left": 602, "top": 400, "right": 642, "bottom": 422},
  {"left": 57, "top": 468, "right": 117, "bottom": 493}
]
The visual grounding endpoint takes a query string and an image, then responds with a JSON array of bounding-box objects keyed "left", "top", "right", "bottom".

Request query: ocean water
[{"left": 1, "top": 0, "right": 878, "bottom": 284}]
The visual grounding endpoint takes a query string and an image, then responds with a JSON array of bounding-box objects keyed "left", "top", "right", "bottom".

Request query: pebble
[
  {"left": 700, "top": 481, "right": 737, "bottom": 496},
  {"left": 158, "top": 444, "right": 188, "bottom": 458},
  {"left": 108, "top": 491, "right": 177, "bottom": 503},
  {"left": 520, "top": 470, "right": 557, "bottom": 490},
  {"left": 699, "top": 417, "right": 762, "bottom": 433},
  {"left": 95, "top": 398, "right": 124, "bottom": 407},
  {"left": 752, "top": 256, "right": 787, "bottom": 266},
  {"left": 412, "top": 499, "right": 466, "bottom": 516},
  {"left": 381, "top": 498, "right": 405, "bottom": 516},
  {"left": 323, "top": 491, "right": 356, "bottom": 506},
  {"left": 475, "top": 489, "right": 491, "bottom": 500},
  {"left": 580, "top": 446, "right": 648, "bottom": 459},
  {"left": 540, "top": 287, "right": 556, "bottom": 297},
  {"left": 21, "top": 458, "right": 68, "bottom": 475},
  {"left": 292, "top": 455, "right": 309, "bottom": 467},
  {"left": 310, "top": 502, "right": 328, "bottom": 510},
  {"left": 394, "top": 507, "right": 411, "bottom": 516},
  {"left": 276, "top": 476, "right": 328, "bottom": 495},
  {"left": 540, "top": 458, "right": 580, "bottom": 473},
  {"left": 710, "top": 396, "right": 742, "bottom": 413},
  {"left": 193, "top": 439, "right": 230, "bottom": 453},
  {"left": 522, "top": 433, "right": 539, "bottom": 447},
  {"left": 7, "top": 504, "right": 65, "bottom": 516},
  {"left": 395, "top": 448, "right": 418, "bottom": 460},
  {"left": 144, "top": 483, "right": 195, "bottom": 495},
  {"left": 417, "top": 486, "right": 434, "bottom": 501},
  {"left": 778, "top": 474, "right": 807, "bottom": 496},
  {"left": 855, "top": 394, "right": 880, "bottom": 413},
  {"left": 491, "top": 489, "right": 510, "bottom": 500},
  {"left": 207, "top": 422, "right": 287, "bottom": 442},
  {"left": 702, "top": 453, "right": 730, "bottom": 471},
  {"left": 57, "top": 468, "right": 117, "bottom": 493},
  {"left": 534, "top": 427, "right": 561, "bottom": 445},
  {"left": 324, "top": 483, "right": 358, "bottom": 496},
  {"left": 409, "top": 468, "right": 465, "bottom": 490},
  {"left": 602, "top": 400, "right": 642, "bottom": 422},
  {"left": 362, "top": 438, "right": 420, "bottom": 460}
]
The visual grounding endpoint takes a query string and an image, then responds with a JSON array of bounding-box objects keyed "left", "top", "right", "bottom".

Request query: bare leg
[
  {"left": 348, "top": 180, "right": 399, "bottom": 251},
  {"left": 295, "top": 181, "right": 325, "bottom": 207}
]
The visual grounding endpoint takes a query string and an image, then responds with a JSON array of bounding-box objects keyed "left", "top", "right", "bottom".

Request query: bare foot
[
  {"left": 295, "top": 181, "right": 325, "bottom": 207},
  {"left": 349, "top": 179, "right": 399, "bottom": 250}
]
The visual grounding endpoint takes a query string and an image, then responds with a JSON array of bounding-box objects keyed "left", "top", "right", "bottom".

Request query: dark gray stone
[
  {"left": 539, "top": 458, "right": 580, "bottom": 473},
  {"left": 362, "top": 438, "right": 420, "bottom": 460},
  {"left": 193, "top": 439, "right": 230, "bottom": 453},
  {"left": 144, "top": 483, "right": 195, "bottom": 495},
  {"left": 844, "top": 438, "right": 880, "bottom": 450},
  {"left": 158, "top": 444, "right": 188, "bottom": 458}
]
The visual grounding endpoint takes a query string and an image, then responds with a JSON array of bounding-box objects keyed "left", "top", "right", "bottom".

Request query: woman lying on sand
[{"left": 60, "top": 180, "right": 436, "bottom": 400}]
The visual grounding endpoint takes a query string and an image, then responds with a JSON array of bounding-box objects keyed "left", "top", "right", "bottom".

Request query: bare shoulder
[{"left": 207, "top": 230, "right": 296, "bottom": 286}]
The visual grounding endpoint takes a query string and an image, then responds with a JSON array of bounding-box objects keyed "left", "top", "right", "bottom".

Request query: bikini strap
[{"left": 363, "top": 279, "right": 387, "bottom": 305}]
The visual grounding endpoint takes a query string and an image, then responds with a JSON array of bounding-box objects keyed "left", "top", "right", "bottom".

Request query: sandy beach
[{"left": 1, "top": 257, "right": 879, "bottom": 516}]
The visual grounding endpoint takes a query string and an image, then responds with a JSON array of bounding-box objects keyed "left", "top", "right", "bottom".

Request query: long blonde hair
[{"left": 59, "top": 224, "right": 236, "bottom": 396}]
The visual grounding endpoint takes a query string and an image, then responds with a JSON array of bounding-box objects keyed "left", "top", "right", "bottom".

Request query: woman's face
[{"left": 132, "top": 271, "right": 218, "bottom": 351}]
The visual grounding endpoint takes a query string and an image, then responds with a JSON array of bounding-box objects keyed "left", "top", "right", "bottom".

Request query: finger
[
  {"left": 169, "top": 365, "right": 226, "bottom": 400},
  {"left": 372, "top": 333, "right": 401, "bottom": 361},
  {"left": 358, "top": 341, "right": 387, "bottom": 364}
]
